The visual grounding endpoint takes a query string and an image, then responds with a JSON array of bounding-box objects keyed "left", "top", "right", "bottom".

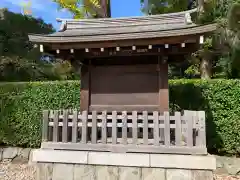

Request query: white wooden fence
[{"left": 41, "top": 110, "right": 207, "bottom": 155}]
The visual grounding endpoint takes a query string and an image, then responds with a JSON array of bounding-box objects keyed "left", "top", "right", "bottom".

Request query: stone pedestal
[{"left": 32, "top": 149, "right": 216, "bottom": 180}]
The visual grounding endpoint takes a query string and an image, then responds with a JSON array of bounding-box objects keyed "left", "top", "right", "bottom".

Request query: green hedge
[
  {"left": 169, "top": 79, "right": 240, "bottom": 156},
  {"left": 0, "top": 81, "right": 80, "bottom": 148},
  {"left": 0, "top": 80, "right": 240, "bottom": 155}
]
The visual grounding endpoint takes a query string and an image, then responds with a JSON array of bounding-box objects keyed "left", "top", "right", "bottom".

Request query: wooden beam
[
  {"left": 89, "top": 105, "right": 159, "bottom": 112},
  {"left": 40, "top": 44, "right": 44, "bottom": 52},
  {"left": 41, "top": 142, "right": 207, "bottom": 155},
  {"left": 158, "top": 57, "right": 169, "bottom": 112},
  {"left": 200, "top": 36, "right": 204, "bottom": 44},
  {"left": 49, "top": 35, "right": 198, "bottom": 50},
  {"left": 82, "top": 43, "right": 196, "bottom": 58},
  {"left": 80, "top": 61, "right": 91, "bottom": 112}
]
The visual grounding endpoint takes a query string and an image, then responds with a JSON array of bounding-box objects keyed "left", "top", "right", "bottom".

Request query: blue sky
[{"left": 0, "top": 0, "right": 143, "bottom": 29}]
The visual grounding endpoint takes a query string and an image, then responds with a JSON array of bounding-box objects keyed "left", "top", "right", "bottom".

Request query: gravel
[
  {"left": 0, "top": 161, "right": 239, "bottom": 180},
  {"left": 214, "top": 175, "right": 240, "bottom": 180},
  {"left": 0, "top": 161, "right": 36, "bottom": 180}
]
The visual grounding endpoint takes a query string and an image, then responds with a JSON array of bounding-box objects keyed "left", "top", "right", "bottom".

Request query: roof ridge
[{"left": 56, "top": 8, "right": 197, "bottom": 22}]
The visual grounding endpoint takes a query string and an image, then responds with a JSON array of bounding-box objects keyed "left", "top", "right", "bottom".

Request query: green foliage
[
  {"left": 53, "top": 0, "right": 110, "bottom": 18},
  {"left": 0, "top": 9, "right": 60, "bottom": 81},
  {"left": 0, "top": 81, "right": 80, "bottom": 147},
  {"left": 0, "top": 9, "right": 78, "bottom": 81},
  {"left": 0, "top": 9, "right": 54, "bottom": 57},
  {"left": 170, "top": 79, "right": 240, "bottom": 155},
  {"left": 140, "top": 0, "right": 191, "bottom": 15},
  {"left": 1, "top": 80, "right": 240, "bottom": 155},
  {"left": 141, "top": 0, "right": 240, "bottom": 79},
  {"left": 228, "top": 2, "right": 240, "bottom": 31}
]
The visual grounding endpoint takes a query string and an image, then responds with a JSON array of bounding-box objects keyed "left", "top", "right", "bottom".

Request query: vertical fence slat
[
  {"left": 186, "top": 111, "right": 193, "bottom": 147},
  {"left": 175, "top": 111, "right": 181, "bottom": 146},
  {"left": 153, "top": 111, "right": 159, "bottom": 146},
  {"left": 143, "top": 111, "right": 148, "bottom": 145},
  {"left": 101, "top": 111, "right": 107, "bottom": 144},
  {"left": 122, "top": 111, "right": 128, "bottom": 145},
  {"left": 91, "top": 111, "right": 97, "bottom": 144},
  {"left": 132, "top": 111, "right": 138, "bottom": 144},
  {"left": 112, "top": 111, "right": 117, "bottom": 144},
  {"left": 197, "top": 111, "right": 206, "bottom": 147},
  {"left": 72, "top": 110, "right": 78, "bottom": 143},
  {"left": 159, "top": 115, "right": 164, "bottom": 143},
  {"left": 48, "top": 110, "right": 54, "bottom": 141},
  {"left": 62, "top": 110, "right": 68, "bottom": 143},
  {"left": 53, "top": 110, "right": 59, "bottom": 142},
  {"left": 192, "top": 111, "right": 197, "bottom": 146},
  {"left": 42, "top": 110, "right": 49, "bottom": 142},
  {"left": 164, "top": 111, "right": 170, "bottom": 146},
  {"left": 81, "top": 111, "right": 88, "bottom": 143}
]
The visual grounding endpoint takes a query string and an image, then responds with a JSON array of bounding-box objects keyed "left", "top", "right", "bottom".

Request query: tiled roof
[{"left": 28, "top": 8, "right": 216, "bottom": 43}]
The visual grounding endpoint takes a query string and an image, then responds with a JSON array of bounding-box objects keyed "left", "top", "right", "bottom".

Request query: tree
[
  {"left": 20, "top": 0, "right": 32, "bottom": 15},
  {"left": 53, "top": 0, "right": 111, "bottom": 18},
  {"left": 0, "top": 8, "right": 76, "bottom": 81},
  {"left": 140, "top": 0, "right": 196, "bottom": 15},
  {"left": 140, "top": 0, "right": 240, "bottom": 79}
]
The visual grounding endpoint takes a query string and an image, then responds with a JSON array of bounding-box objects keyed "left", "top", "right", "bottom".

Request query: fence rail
[{"left": 41, "top": 110, "right": 207, "bottom": 155}]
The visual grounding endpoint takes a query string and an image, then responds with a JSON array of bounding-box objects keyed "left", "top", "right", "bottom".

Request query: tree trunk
[
  {"left": 198, "top": 0, "right": 205, "bottom": 13},
  {"left": 107, "top": 0, "right": 111, "bottom": 17},
  {"left": 200, "top": 52, "right": 212, "bottom": 79},
  {"left": 100, "top": 0, "right": 111, "bottom": 17}
]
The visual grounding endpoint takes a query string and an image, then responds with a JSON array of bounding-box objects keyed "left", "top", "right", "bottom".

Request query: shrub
[
  {"left": 0, "top": 81, "right": 80, "bottom": 147},
  {"left": 170, "top": 79, "right": 240, "bottom": 156},
  {"left": 0, "top": 80, "right": 239, "bottom": 155}
]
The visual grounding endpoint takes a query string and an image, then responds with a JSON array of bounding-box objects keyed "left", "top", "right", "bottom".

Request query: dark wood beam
[
  {"left": 47, "top": 43, "right": 198, "bottom": 60},
  {"left": 48, "top": 35, "right": 198, "bottom": 50},
  {"left": 80, "top": 60, "right": 91, "bottom": 112},
  {"left": 158, "top": 57, "right": 169, "bottom": 112}
]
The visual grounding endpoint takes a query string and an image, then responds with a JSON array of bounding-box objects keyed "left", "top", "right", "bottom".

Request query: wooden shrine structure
[{"left": 28, "top": 8, "right": 216, "bottom": 113}]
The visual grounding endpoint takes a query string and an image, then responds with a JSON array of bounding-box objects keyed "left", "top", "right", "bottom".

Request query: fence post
[
  {"left": 42, "top": 110, "right": 49, "bottom": 142},
  {"left": 91, "top": 111, "right": 97, "bottom": 144},
  {"left": 164, "top": 111, "right": 170, "bottom": 146},
  {"left": 53, "top": 110, "right": 59, "bottom": 142},
  {"left": 112, "top": 111, "right": 117, "bottom": 144},
  {"left": 175, "top": 111, "right": 181, "bottom": 146},
  {"left": 72, "top": 110, "right": 78, "bottom": 143},
  {"left": 143, "top": 111, "right": 148, "bottom": 145},
  {"left": 132, "top": 111, "right": 138, "bottom": 145},
  {"left": 153, "top": 111, "right": 159, "bottom": 146},
  {"left": 122, "top": 111, "right": 128, "bottom": 145},
  {"left": 197, "top": 111, "right": 206, "bottom": 147},
  {"left": 81, "top": 111, "right": 88, "bottom": 143},
  {"left": 186, "top": 111, "right": 193, "bottom": 147},
  {"left": 62, "top": 110, "right": 68, "bottom": 143}
]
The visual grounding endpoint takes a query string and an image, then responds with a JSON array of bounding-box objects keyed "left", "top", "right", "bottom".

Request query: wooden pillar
[
  {"left": 80, "top": 60, "right": 91, "bottom": 112},
  {"left": 158, "top": 56, "right": 169, "bottom": 112}
]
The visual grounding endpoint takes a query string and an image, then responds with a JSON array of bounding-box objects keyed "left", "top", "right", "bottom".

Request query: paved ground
[{"left": 0, "top": 161, "right": 239, "bottom": 180}]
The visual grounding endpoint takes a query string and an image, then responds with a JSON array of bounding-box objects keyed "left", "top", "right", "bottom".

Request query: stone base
[
  {"left": 33, "top": 149, "right": 216, "bottom": 180},
  {"left": 36, "top": 163, "right": 214, "bottom": 180}
]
